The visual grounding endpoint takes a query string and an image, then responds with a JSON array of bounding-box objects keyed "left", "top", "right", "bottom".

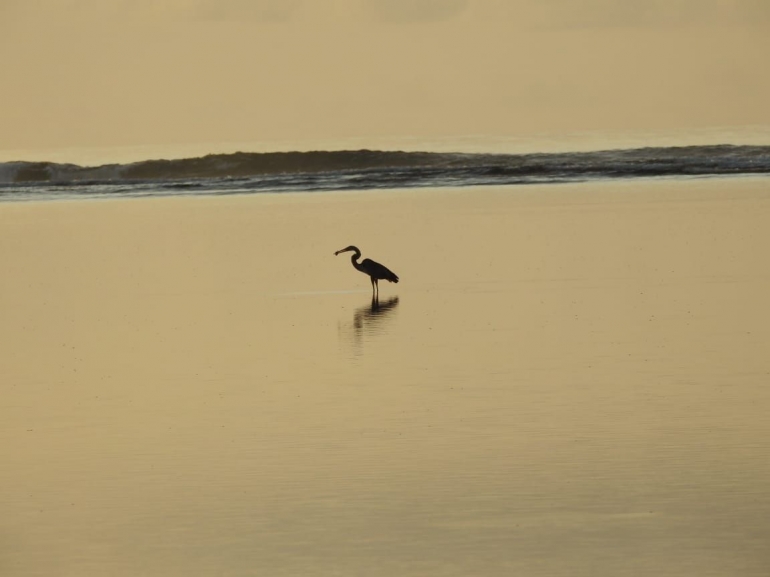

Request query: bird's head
[{"left": 334, "top": 245, "right": 360, "bottom": 256}]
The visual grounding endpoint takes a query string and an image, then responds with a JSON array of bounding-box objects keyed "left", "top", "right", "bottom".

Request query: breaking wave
[{"left": 1, "top": 145, "right": 769, "bottom": 201}]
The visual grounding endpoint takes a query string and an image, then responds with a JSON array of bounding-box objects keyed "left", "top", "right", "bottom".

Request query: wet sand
[{"left": 2, "top": 178, "right": 770, "bottom": 576}]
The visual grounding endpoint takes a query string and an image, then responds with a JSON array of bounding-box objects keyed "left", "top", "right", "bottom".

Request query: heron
[{"left": 334, "top": 245, "right": 399, "bottom": 298}]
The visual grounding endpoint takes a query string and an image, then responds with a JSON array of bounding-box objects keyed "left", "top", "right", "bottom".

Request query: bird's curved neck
[{"left": 349, "top": 250, "right": 363, "bottom": 269}]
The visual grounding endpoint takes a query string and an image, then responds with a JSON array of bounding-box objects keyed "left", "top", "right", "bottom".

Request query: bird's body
[{"left": 334, "top": 245, "right": 399, "bottom": 298}]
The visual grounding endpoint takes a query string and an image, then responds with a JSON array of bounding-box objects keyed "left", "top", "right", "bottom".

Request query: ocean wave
[{"left": 1, "top": 145, "right": 769, "bottom": 200}]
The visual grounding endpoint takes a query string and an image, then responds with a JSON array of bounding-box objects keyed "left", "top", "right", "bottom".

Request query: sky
[{"left": 1, "top": 0, "right": 769, "bottom": 159}]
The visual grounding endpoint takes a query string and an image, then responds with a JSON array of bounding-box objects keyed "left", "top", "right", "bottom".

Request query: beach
[{"left": 2, "top": 177, "right": 769, "bottom": 576}]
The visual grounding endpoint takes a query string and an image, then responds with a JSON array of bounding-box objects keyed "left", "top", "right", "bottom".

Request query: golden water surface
[{"left": 2, "top": 179, "right": 769, "bottom": 576}]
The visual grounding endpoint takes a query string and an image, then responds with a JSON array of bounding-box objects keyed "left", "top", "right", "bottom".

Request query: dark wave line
[{"left": 1, "top": 145, "right": 769, "bottom": 199}]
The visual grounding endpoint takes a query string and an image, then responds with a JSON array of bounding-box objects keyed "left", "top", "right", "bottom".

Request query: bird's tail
[{"left": 388, "top": 273, "right": 399, "bottom": 283}]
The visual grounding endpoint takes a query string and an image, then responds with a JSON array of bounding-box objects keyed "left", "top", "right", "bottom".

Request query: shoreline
[
  {"left": 0, "top": 173, "right": 767, "bottom": 213},
  {"left": 1, "top": 172, "right": 769, "bottom": 206}
]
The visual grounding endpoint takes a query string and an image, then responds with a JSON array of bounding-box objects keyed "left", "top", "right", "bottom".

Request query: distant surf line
[{"left": 1, "top": 145, "right": 769, "bottom": 201}]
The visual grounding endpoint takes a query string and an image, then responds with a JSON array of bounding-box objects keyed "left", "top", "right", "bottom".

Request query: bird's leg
[{"left": 374, "top": 279, "right": 379, "bottom": 301}]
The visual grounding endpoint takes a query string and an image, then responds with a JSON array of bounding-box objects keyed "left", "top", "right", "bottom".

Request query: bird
[{"left": 334, "top": 245, "right": 399, "bottom": 298}]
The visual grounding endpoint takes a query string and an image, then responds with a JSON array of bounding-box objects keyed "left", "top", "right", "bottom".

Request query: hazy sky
[{"left": 1, "top": 0, "right": 768, "bottom": 154}]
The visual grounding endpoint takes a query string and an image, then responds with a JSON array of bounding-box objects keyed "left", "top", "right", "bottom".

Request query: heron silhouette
[{"left": 334, "top": 245, "right": 399, "bottom": 299}]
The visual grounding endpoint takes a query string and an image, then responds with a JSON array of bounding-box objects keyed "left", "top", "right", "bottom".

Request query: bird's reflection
[
  {"left": 341, "top": 296, "right": 400, "bottom": 356},
  {"left": 354, "top": 296, "right": 400, "bottom": 334}
]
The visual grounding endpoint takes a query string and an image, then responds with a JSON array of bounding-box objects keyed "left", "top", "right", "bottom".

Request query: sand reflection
[{"left": 4, "top": 181, "right": 770, "bottom": 577}]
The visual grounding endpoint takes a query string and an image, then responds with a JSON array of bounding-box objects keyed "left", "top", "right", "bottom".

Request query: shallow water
[{"left": 2, "top": 179, "right": 770, "bottom": 576}]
